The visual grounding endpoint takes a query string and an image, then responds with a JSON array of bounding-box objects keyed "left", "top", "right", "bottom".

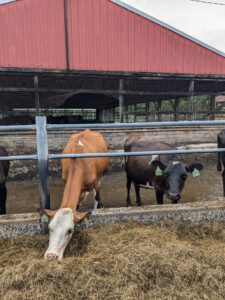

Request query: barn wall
[
  {"left": 68, "top": 0, "right": 225, "bottom": 74},
  {"left": 0, "top": 0, "right": 66, "bottom": 69},
  {"left": 0, "top": 126, "right": 222, "bottom": 180},
  {"left": 0, "top": 0, "right": 225, "bottom": 74}
]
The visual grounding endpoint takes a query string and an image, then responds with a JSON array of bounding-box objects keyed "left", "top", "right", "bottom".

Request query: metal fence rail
[
  {"left": 47, "top": 120, "right": 225, "bottom": 129},
  {"left": 0, "top": 116, "right": 225, "bottom": 209}
]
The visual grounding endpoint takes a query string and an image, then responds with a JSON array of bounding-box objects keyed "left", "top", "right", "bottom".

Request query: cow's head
[
  {"left": 40, "top": 208, "right": 91, "bottom": 260},
  {"left": 150, "top": 160, "right": 203, "bottom": 204}
]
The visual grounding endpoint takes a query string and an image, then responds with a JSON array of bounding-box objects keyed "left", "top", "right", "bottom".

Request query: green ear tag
[
  {"left": 41, "top": 215, "right": 49, "bottom": 223},
  {"left": 192, "top": 168, "right": 200, "bottom": 178},
  {"left": 155, "top": 166, "right": 163, "bottom": 176}
]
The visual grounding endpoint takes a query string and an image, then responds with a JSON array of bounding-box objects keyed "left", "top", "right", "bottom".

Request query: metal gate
[{"left": 1, "top": 116, "right": 225, "bottom": 209}]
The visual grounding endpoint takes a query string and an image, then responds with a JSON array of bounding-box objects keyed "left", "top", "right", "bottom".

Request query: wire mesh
[{"left": 0, "top": 72, "right": 224, "bottom": 125}]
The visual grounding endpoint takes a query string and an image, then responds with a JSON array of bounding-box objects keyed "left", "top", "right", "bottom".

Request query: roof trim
[{"left": 111, "top": 0, "right": 225, "bottom": 58}]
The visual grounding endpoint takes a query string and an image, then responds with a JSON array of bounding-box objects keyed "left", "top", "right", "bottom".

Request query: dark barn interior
[
  {"left": 0, "top": 0, "right": 225, "bottom": 125},
  {"left": 0, "top": 71, "right": 225, "bottom": 125}
]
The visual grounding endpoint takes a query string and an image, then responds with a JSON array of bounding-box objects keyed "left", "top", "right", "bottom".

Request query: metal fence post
[{"left": 36, "top": 116, "right": 50, "bottom": 209}]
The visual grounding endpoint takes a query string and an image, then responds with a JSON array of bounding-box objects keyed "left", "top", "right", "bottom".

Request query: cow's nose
[
  {"left": 167, "top": 192, "right": 180, "bottom": 203},
  {"left": 45, "top": 252, "right": 59, "bottom": 260}
]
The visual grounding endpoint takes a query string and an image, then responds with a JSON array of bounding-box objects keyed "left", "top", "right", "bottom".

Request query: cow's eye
[
  {"left": 164, "top": 173, "right": 169, "bottom": 179},
  {"left": 67, "top": 229, "right": 73, "bottom": 235},
  {"left": 181, "top": 174, "right": 187, "bottom": 180}
]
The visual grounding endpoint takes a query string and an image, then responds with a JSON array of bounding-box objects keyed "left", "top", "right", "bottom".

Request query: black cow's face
[
  {"left": 151, "top": 160, "right": 203, "bottom": 204},
  {"left": 163, "top": 163, "right": 187, "bottom": 203}
]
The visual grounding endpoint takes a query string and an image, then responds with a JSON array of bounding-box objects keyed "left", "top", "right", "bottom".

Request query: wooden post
[
  {"left": 96, "top": 108, "right": 100, "bottom": 122},
  {"left": 113, "top": 107, "right": 115, "bottom": 123},
  {"left": 209, "top": 95, "right": 215, "bottom": 120},
  {"left": 174, "top": 97, "right": 180, "bottom": 121},
  {"left": 119, "top": 79, "right": 124, "bottom": 123},
  {"left": 157, "top": 100, "right": 162, "bottom": 122},
  {"left": 146, "top": 102, "right": 149, "bottom": 122},
  {"left": 134, "top": 104, "right": 137, "bottom": 122},
  {"left": 36, "top": 116, "right": 50, "bottom": 210},
  {"left": 34, "top": 75, "right": 40, "bottom": 115},
  {"left": 189, "top": 80, "right": 194, "bottom": 120}
]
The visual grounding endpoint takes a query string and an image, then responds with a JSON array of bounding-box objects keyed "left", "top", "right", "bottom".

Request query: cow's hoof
[{"left": 97, "top": 202, "right": 104, "bottom": 209}]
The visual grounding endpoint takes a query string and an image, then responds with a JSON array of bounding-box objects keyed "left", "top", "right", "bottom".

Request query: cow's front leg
[
  {"left": 155, "top": 190, "right": 164, "bottom": 205},
  {"left": 95, "top": 190, "right": 104, "bottom": 209},
  {"left": 0, "top": 187, "right": 7, "bottom": 215},
  {"left": 222, "top": 170, "right": 225, "bottom": 197},
  {"left": 93, "top": 181, "right": 104, "bottom": 209},
  {"left": 134, "top": 183, "right": 142, "bottom": 206}
]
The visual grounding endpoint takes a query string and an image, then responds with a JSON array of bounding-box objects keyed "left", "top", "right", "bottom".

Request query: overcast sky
[{"left": 123, "top": 0, "right": 225, "bottom": 53}]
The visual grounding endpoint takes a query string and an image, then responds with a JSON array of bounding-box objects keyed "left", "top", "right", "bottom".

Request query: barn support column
[
  {"left": 189, "top": 80, "right": 194, "bottom": 120},
  {"left": 34, "top": 75, "right": 40, "bottom": 115},
  {"left": 174, "top": 97, "right": 180, "bottom": 121},
  {"left": 96, "top": 108, "right": 100, "bottom": 122},
  {"left": 146, "top": 102, "right": 149, "bottom": 122},
  {"left": 156, "top": 100, "right": 162, "bottom": 122},
  {"left": 209, "top": 94, "right": 215, "bottom": 120},
  {"left": 119, "top": 79, "right": 124, "bottom": 123}
]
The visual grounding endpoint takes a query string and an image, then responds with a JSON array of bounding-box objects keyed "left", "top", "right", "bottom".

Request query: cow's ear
[
  {"left": 185, "top": 163, "right": 203, "bottom": 173},
  {"left": 73, "top": 211, "right": 92, "bottom": 223},
  {"left": 38, "top": 208, "right": 56, "bottom": 218},
  {"left": 150, "top": 160, "right": 166, "bottom": 170}
]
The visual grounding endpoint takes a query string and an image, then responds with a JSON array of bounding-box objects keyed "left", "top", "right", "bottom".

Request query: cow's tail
[{"left": 217, "top": 135, "right": 222, "bottom": 172}]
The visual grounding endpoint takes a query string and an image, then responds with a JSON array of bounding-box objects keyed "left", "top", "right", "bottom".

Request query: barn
[{"left": 0, "top": 0, "right": 225, "bottom": 124}]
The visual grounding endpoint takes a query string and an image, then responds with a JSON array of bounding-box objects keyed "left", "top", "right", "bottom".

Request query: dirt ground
[
  {"left": 0, "top": 221, "right": 225, "bottom": 299},
  {"left": 6, "top": 165, "right": 224, "bottom": 214}
]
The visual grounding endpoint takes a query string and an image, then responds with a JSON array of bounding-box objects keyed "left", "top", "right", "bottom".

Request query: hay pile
[{"left": 0, "top": 221, "right": 225, "bottom": 299}]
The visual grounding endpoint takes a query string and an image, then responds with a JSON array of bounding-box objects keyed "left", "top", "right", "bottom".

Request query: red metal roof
[{"left": 0, "top": 0, "right": 225, "bottom": 75}]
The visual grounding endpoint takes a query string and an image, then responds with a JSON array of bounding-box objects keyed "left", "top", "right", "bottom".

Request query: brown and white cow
[{"left": 40, "top": 129, "right": 109, "bottom": 260}]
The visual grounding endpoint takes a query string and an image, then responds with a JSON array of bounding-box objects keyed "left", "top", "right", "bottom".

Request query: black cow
[
  {"left": 124, "top": 136, "right": 203, "bottom": 206},
  {"left": 0, "top": 147, "right": 10, "bottom": 215},
  {"left": 217, "top": 129, "right": 225, "bottom": 196}
]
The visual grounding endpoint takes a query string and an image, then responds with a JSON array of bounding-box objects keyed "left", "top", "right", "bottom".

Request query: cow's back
[
  {"left": 124, "top": 136, "right": 178, "bottom": 184},
  {"left": 62, "top": 130, "right": 108, "bottom": 182}
]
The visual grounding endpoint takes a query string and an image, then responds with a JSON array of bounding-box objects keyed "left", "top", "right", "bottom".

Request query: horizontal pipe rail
[
  {"left": 47, "top": 120, "right": 225, "bottom": 130},
  {"left": 0, "top": 120, "right": 224, "bottom": 132},
  {"left": 0, "top": 148, "right": 224, "bottom": 161},
  {"left": 47, "top": 148, "right": 225, "bottom": 158},
  {"left": 0, "top": 125, "right": 36, "bottom": 131},
  {"left": 0, "top": 155, "right": 37, "bottom": 161}
]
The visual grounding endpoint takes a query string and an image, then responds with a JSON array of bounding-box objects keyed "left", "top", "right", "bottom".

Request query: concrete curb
[{"left": 1, "top": 200, "right": 225, "bottom": 239}]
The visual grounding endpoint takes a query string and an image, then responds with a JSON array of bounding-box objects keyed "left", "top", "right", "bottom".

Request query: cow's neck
[{"left": 60, "top": 160, "right": 83, "bottom": 210}]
